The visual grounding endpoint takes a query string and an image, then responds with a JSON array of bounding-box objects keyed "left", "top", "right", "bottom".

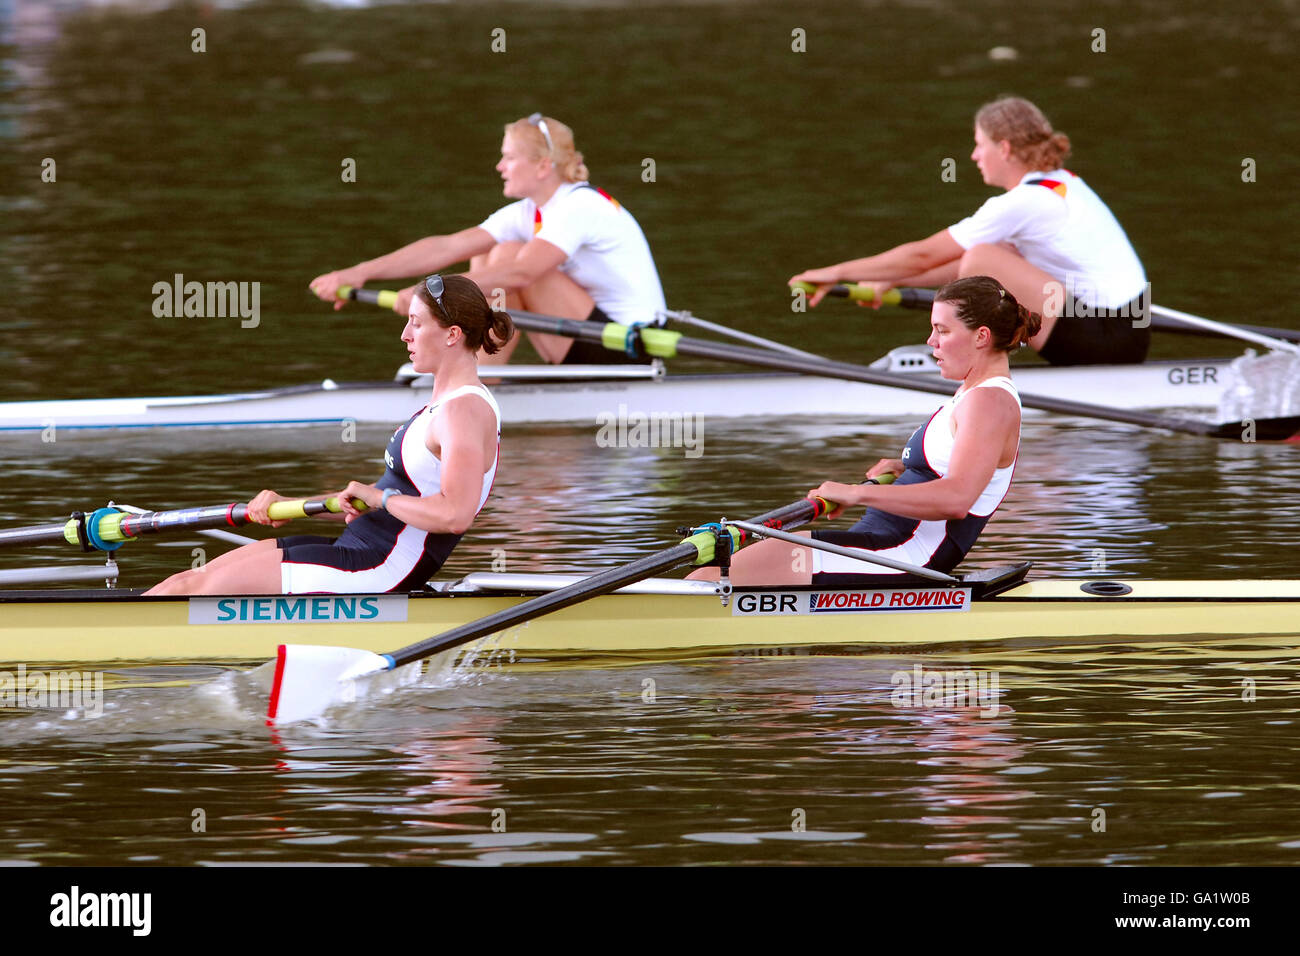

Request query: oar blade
[
  {"left": 267, "top": 644, "right": 396, "bottom": 725},
  {"left": 1207, "top": 415, "right": 1300, "bottom": 442}
]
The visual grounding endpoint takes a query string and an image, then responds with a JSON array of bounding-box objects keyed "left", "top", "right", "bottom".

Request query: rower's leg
[
  {"left": 517, "top": 272, "right": 596, "bottom": 364},
  {"left": 476, "top": 243, "right": 595, "bottom": 363},
  {"left": 145, "top": 538, "right": 283, "bottom": 595},
  {"left": 472, "top": 242, "right": 529, "bottom": 365},
  {"left": 686, "top": 534, "right": 814, "bottom": 586},
  {"left": 957, "top": 243, "right": 1062, "bottom": 352}
]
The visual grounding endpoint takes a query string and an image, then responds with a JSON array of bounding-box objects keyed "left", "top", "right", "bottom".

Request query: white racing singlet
[
  {"left": 811, "top": 377, "right": 1020, "bottom": 577},
  {"left": 279, "top": 385, "right": 501, "bottom": 593}
]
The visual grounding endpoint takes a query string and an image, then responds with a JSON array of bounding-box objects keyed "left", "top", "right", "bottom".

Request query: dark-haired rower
[
  {"left": 691, "top": 276, "right": 1037, "bottom": 587},
  {"left": 147, "top": 275, "right": 511, "bottom": 595}
]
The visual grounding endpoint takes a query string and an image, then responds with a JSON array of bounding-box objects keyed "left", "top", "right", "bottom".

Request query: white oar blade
[{"left": 268, "top": 644, "right": 391, "bottom": 725}]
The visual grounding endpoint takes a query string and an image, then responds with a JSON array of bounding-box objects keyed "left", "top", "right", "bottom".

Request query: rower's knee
[
  {"left": 482, "top": 241, "right": 526, "bottom": 267},
  {"left": 958, "top": 243, "right": 1006, "bottom": 276},
  {"left": 146, "top": 569, "right": 195, "bottom": 596}
]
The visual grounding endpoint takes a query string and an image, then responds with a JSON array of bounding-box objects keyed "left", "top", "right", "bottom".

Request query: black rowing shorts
[{"left": 1037, "top": 292, "right": 1151, "bottom": 366}]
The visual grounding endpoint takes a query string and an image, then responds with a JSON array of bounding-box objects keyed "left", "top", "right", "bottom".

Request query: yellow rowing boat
[{"left": 3, "top": 568, "right": 1299, "bottom": 666}]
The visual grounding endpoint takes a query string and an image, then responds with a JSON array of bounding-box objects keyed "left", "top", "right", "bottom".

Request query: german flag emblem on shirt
[{"left": 534, "top": 185, "right": 622, "bottom": 234}]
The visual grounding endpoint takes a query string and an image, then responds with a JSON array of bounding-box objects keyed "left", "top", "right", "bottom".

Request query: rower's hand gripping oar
[
  {"left": 267, "top": 495, "right": 838, "bottom": 724},
  {"left": 790, "top": 281, "right": 936, "bottom": 310},
  {"left": 0, "top": 497, "right": 366, "bottom": 551},
  {"left": 338, "top": 285, "right": 399, "bottom": 311}
]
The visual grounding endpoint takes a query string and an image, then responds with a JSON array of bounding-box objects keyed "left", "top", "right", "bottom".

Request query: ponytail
[
  {"left": 415, "top": 275, "right": 516, "bottom": 354},
  {"left": 935, "top": 276, "right": 1039, "bottom": 351}
]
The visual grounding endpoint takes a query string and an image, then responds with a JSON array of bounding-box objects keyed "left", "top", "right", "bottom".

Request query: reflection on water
[{"left": 4, "top": 647, "right": 1298, "bottom": 866}]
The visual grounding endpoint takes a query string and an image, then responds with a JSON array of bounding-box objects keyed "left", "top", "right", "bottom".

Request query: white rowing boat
[{"left": 0, "top": 348, "right": 1234, "bottom": 434}]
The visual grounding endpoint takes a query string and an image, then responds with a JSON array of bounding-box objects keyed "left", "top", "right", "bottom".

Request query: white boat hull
[{"left": 0, "top": 358, "right": 1233, "bottom": 433}]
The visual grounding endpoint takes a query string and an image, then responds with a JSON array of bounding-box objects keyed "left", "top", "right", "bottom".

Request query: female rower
[
  {"left": 690, "top": 276, "right": 1035, "bottom": 587},
  {"left": 310, "top": 113, "right": 666, "bottom": 366},
  {"left": 147, "top": 276, "right": 509, "bottom": 596},
  {"left": 790, "top": 96, "right": 1148, "bottom": 366}
]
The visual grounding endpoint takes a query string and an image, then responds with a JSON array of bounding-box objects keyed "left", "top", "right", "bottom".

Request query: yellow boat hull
[{"left": 2, "top": 578, "right": 1299, "bottom": 665}]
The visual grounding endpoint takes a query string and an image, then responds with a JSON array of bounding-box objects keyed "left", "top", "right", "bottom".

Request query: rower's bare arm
[
  {"left": 890, "top": 259, "right": 962, "bottom": 290},
  {"left": 347, "top": 227, "right": 495, "bottom": 282},
  {"left": 310, "top": 228, "right": 497, "bottom": 309},
  {"left": 402, "top": 398, "right": 493, "bottom": 535},
  {"left": 808, "top": 459, "right": 905, "bottom": 516},
  {"left": 789, "top": 230, "right": 963, "bottom": 307},
  {"left": 842, "top": 390, "right": 1016, "bottom": 521},
  {"left": 851, "top": 262, "right": 961, "bottom": 312},
  {"left": 464, "top": 238, "right": 567, "bottom": 296}
]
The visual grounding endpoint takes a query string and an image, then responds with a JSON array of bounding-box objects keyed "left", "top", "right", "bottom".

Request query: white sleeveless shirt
[{"left": 397, "top": 384, "right": 501, "bottom": 511}]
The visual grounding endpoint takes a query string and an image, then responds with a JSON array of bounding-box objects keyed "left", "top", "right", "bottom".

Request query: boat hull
[
  {"left": 2, "top": 577, "right": 1297, "bottom": 665},
  {"left": 0, "top": 359, "right": 1233, "bottom": 433}
]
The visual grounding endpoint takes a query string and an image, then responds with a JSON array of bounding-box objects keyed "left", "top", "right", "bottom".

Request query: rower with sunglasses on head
[
  {"left": 147, "top": 276, "right": 511, "bottom": 596},
  {"left": 311, "top": 114, "right": 665, "bottom": 366}
]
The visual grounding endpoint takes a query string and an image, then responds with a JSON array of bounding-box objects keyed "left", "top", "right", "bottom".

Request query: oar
[
  {"left": 795, "top": 281, "right": 1300, "bottom": 348},
  {"left": 511, "top": 311, "right": 1300, "bottom": 441},
  {"left": 1149, "top": 304, "right": 1300, "bottom": 353},
  {"left": 791, "top": 281, "right": 935, "bottom": 310},
  {"left": 268, "top": 495, "right": 834, "bottom": 724},
  {"left": 334, "top": 286, "right": 825, "bottom": 360},
  {"left": 338, "top": 286, "right": 400, "bottom": 310},
  {"left": 0, "top": 497, "right": 362, "bottom": 551},
  {"left": 657, "top": 307, "right": 825, "bottom": 360},
  {"left": 341, "top": 286, "right": 1300, "bottom": 440}
]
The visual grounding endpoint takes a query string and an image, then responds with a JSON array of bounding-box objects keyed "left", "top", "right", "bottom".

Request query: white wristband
[{"left": 381, "top": 488, "right": 402, "bottom": 511}]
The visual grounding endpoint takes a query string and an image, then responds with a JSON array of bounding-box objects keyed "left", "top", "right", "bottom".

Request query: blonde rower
[
  {"left": 311, "top": 114, "right": 665, "bottom": 366},
  {"left": 791, "top": 97, "right": 1147, "bottom": 366}
]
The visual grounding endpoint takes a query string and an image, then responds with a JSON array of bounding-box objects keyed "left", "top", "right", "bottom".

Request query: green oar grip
[
  {"left": 792, "top": 281, "right": 936, "bottom": 309},
  {"left": 266, "top": 496, "right": 365, "bottom": 521},
  {"left": 267, "top": 497, "right": 326, "bottom": 521},
  {"left": 791, "top": 280, "right": 899, "bottom": 305},
  {"left": 599, "top": 322, "right": 682, "bottom": 359},
  {"left": 338, "top": 285, "right": 400, "bottom": 311},
  {"left": 683, "top": 525, "right": 744, "bottom": 566},
  {"left": 682, "top": 488, "right": 854, "bottom": 566},
  {"left": 63, "top": 510, "right": 128, "bottom": 546}
]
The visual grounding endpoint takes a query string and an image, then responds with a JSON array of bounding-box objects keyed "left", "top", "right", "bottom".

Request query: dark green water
[{"left": 0, "top": 0, "right": 1298, "bottom": 872}]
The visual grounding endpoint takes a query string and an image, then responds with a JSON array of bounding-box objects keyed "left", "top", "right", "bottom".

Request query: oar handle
[
  {"left": 791, "top": 281, "right": 935, "bottom": 310},
  {"left": 264, "top": 496, "right": 360, "bottom": 522},
  {"left": 85, "top": 495, "right": 366, "bottom": 546},
  {"left": 0, "top": 496, "right": 370, "bottom": 551},
  {"left": 337, "top": 285, "right": 399, "bottom": 310}
]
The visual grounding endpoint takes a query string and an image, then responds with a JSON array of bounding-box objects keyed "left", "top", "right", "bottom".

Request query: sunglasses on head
[
  {"left": 425, "top": 274, "right": 447, "bottom": 317},
  {"left": 527, "top": 112, "right": 554, "bottom": 155}
]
